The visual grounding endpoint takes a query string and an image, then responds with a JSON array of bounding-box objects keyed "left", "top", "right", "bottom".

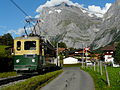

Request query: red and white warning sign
[{"left": 84, "top": 48, "right": 90, "bottom": 51}]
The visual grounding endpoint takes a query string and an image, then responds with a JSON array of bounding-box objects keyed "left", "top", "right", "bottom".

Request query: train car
[{"left": 13, "top": 35, "right": 57, "bottom": 73}]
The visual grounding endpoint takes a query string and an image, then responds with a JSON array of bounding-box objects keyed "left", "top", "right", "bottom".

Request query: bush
[
  {"left": 0, "top": 45, "right": 13, "bottom": 72},
  {"left": 0, "top": 72, "right": 17, "bottom": 78},
  {"left": 2, "top": 70, "right": 63, "bottom": 90},
  {"left": 0, "top": 56, "right": 13, "bottom": 72}
]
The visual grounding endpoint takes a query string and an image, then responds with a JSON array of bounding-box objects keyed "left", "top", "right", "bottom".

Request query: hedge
[{"left": 1, "top": 70, "right": 63, "bottom": 90}]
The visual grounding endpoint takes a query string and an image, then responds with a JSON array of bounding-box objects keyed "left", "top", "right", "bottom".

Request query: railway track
[{"left": 0, "top": 74, "right": 36, "bottom": 86}]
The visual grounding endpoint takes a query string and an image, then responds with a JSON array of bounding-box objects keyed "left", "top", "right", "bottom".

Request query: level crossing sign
[{"left": 84, "top": 48, "right": 90, "bottom": 51}]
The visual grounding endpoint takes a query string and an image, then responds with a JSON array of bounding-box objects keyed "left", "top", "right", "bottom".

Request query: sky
[{"left": 0, "top": 0, "right": 116, "bottom": 38}]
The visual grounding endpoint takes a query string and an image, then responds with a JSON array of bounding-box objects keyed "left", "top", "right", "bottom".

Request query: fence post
[
  {"left": 104, "top": 65, "right": 110, "bottom": 86},
  {"left": 97, "top": 61, "right": 100, "bottom": 73},
  {"left": 94, "top": 62, "right": 96, "bottom": 71},
  {"left": 100, "top": 61, "right": 103, "bottom": 75}
]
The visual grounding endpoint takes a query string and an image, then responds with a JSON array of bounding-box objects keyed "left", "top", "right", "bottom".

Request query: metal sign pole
[
  {"left": 57, "top": 42, "right": 58, "bottom": 66},
  {"left": 82, "top": 43, "right": 84, "bottom": 68}
]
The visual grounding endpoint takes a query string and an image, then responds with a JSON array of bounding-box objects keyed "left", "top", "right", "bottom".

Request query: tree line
[
  {"left": 114, "top": 42, "right": 120, "bottom": 64},
  {"left": 0, "top": 33, "right": 13, "bottom": 72},
  {"left": 0, "top": 33, "right": 13, "bottom": 46}
]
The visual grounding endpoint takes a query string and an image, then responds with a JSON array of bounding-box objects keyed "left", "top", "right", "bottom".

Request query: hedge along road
[{"left": 40, "top": 67, "right": 94, "bottom": 90}]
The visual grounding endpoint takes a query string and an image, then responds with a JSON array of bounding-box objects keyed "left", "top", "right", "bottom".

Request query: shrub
[{"left": 2, "top": 70, "right": 63, "bottom": 90}]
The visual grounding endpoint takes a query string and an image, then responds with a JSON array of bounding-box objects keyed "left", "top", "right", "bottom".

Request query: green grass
[
  {"left": 82, "top": 66, "right": 120, "bottom": 90},
  {"left": 63, "top": 63, "right": 81, "bottom": 67},
  {"left": 0, "top": 45, "right": 8, "bottom": 52},
  {"left": 0, "top": 72, "right": 17, "bottom": 78},
  {"left": 1, "top": 70, "right": 63, "bottom": 90},
  {"left": 0, "top": 45, "right": 10, "bottom": 57}
]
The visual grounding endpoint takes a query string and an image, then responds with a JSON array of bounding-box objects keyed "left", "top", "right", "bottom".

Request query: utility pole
[
  {"left": 82, "top": 43, "right": 84, "bottom": 68},
  {"left": 85, "top": 44, "right": 88, "bottom": 68},
  {"left": 57, "top": 42, "right": 59, "bottom": 66}
]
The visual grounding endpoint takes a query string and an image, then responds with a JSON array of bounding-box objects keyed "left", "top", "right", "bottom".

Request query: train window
[
  {"left": 24, "top": 41, "right": 36, "bottom": 50},
  {"left": 17, "top": 41, "right": 21, "bottom": 51}
]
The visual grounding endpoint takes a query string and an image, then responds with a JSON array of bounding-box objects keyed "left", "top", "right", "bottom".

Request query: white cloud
[
  {"left": 88, "top": 3, "right": 112, "bottom": 17},
  {"left": 8, "top": 28, "right": 25, "bottom": 35},
  {"left": 36, "top": 0, "right": 83, "bottom": 13},
  {"left": 7, "top": 27, "right": 32, "bottom": 35},
  {"left": 36, "top": 0, "right": 112, "bottom": 18},
  {"left": 35, "top": 14, "right": 40, "bottom": 18}
]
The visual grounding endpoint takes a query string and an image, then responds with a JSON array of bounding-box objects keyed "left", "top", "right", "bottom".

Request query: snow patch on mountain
[
  {"left": 55, "top": 9, "right": 62, "bottom": 13},
  {"left": 36, "top": 0, "right": 83, "bottom": 13},
  {"left": 36, "top": 0, "right": 112, "bottom": 18},
  {"left": 49, "top": 10, "right": 53, "bottom": 14},
  {"left": 48, "top": 9, "right": 62, "bottom": 14}
]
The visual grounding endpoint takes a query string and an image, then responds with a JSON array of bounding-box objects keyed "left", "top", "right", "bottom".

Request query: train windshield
[
  {"left": 24, "top": 41, "right": 36, "bottom": 50},
  {"left": 17, "top": 41, "right": 21, "bottom": 51}
]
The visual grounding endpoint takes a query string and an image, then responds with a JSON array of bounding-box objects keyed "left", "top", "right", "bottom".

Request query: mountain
[
  {"left": 36, "top": 2, "right": 102, "bottom": 48},
  {"left": 92, "top": 0, "right": 120, "bottom": 49},
  {"left": 35, "top": 0, "right": 120, "bottom": 49}
]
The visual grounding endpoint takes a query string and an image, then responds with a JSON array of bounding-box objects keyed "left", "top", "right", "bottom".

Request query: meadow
[
  {"left": 0, "top": 45, "right": 13, "bottom": 72},
  {"left": 82, "top": 66, "right": 120, "bottom": 90},
  {"left": 1, "top": 70, "right": 63, "bottom": 90},
  {"left": 0, "top": 45, "right": 9, "bottom": 57}
]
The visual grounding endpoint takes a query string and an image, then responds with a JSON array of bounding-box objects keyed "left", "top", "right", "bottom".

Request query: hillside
[
  {"left": 36, "top": 2, "right": 102, "bottom": 49},
  {"left": 0, "top": 45, "right": 10, "bottom": 57},
  {"left": 34, "top": 0, "right": 120, "bottom": 50}
]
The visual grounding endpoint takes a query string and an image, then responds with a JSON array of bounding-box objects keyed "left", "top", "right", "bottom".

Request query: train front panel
[{"left": 13, "top": 37, "right": 42, "bottom": 72}]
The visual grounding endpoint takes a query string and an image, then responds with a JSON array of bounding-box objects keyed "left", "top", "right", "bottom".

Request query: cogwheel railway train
[{"left": 13, "top": 19, "right": 60, "bottom": 74}]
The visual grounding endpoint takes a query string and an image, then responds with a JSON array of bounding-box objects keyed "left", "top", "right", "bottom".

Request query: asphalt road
[{"left": 41, "top": 67, "right": 94, "bottom": 90}]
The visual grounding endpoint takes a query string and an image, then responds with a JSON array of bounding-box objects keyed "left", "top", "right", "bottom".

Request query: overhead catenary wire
[
  {"left": 10, "top": 0, "right": 30, "bottom": 18},
  {"left": 10, "top": 0, "right": 41, "bottom": 36}
]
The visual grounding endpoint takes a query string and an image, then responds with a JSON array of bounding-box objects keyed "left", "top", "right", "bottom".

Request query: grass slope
[
  {"left": 0, "top": 72, "right": 17, "bottom": 78},
  {"left": 82, "top": 66, "right": 120, "bottom": 90},
  {"left": 1, "top": 70, "right": 63, "bottom": 90},
  {"left": 0, "top": 45, "right": 10, "bottom": 57}
]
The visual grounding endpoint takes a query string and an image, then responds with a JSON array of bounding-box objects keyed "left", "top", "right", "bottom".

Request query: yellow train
[{"left": 13, "top": 35, "right": 58, "bottom": 73}]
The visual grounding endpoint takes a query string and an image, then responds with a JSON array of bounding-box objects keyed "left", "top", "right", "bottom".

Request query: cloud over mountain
[
  {"left": 8, "top": 27, "right": 31, "bottom": 35},
  {"left": 88, "top": 3, "right": 112, "bottom": 17},
  {"left": 36, "top": 0, "right": 112, "bottom": 18},
  {"left": 36, "top": 0, "right": 83, "bottom": 12},
  {"left": 8, "top": 28, "right": 25, "bottom": 35}
]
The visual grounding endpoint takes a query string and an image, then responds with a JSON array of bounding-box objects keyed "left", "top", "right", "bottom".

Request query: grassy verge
[
  {"left": 1, "top": 70, "right": 63, "bottom": 90},
  {"left": 0, "top": 45, "right": 10, "bottom": 57},
  {"left": 0, "top": 45, "right": 13, "bottom": 72},
  {"left": 81, "top": 66, "right": 120, "bottom": 90},
  {"left": 0, "top": 72, "right": 17, "bottom": 78},
  {"left": 63, "top": 63, "right": 81, "bottom": 67}
]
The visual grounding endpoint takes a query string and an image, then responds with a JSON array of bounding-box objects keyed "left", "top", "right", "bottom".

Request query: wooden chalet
[
  {"left": 100, "top": 43, "right": 117, "bottom": 63},
  {"left": 68, "top": 49, "right": 92, "bottom": 61}
]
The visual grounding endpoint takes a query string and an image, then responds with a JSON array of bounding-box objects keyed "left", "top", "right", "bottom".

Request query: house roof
[
  {"left": 58, "top": 48, "right": 66, "bottom": 52},
  {"left": 100, "top": 45, "right": 116, "bottom": 51}
]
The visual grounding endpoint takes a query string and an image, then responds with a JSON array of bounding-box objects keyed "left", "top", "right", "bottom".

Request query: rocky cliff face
[
  {"left": 36, "top": 2, "right": 102, "bottom": 48},
  {"left": 35, "top": 0, "right": 120, "bottom": 49},
  {"left": 92, "top": 0, "right": 120, "bottom": 49}
]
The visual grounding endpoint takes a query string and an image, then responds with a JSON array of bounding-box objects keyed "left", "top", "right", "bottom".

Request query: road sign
[{"left": 84, "top": 48, "right": 90, "bottom": 52}]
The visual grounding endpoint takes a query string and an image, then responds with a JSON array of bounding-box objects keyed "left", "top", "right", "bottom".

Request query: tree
[
  {"left": 0, "top": 33, "right": 13, "bottom": 46},
  {"left": 58, "top": 42, "right": 67, "bottom": 48},
  {"left": 114, "top": 42, "right": 120, "bottom": 64},
  {"left": 69, "top": 47, "right": 76, "bottom": 51}
]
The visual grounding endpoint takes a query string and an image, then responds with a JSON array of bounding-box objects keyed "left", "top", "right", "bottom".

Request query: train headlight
[
  {"left": 16, "top": 59, "right": 20, "bottom": 63},
  {"left": 32, "top": 59, "right": 35, "bottom": 62}
]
